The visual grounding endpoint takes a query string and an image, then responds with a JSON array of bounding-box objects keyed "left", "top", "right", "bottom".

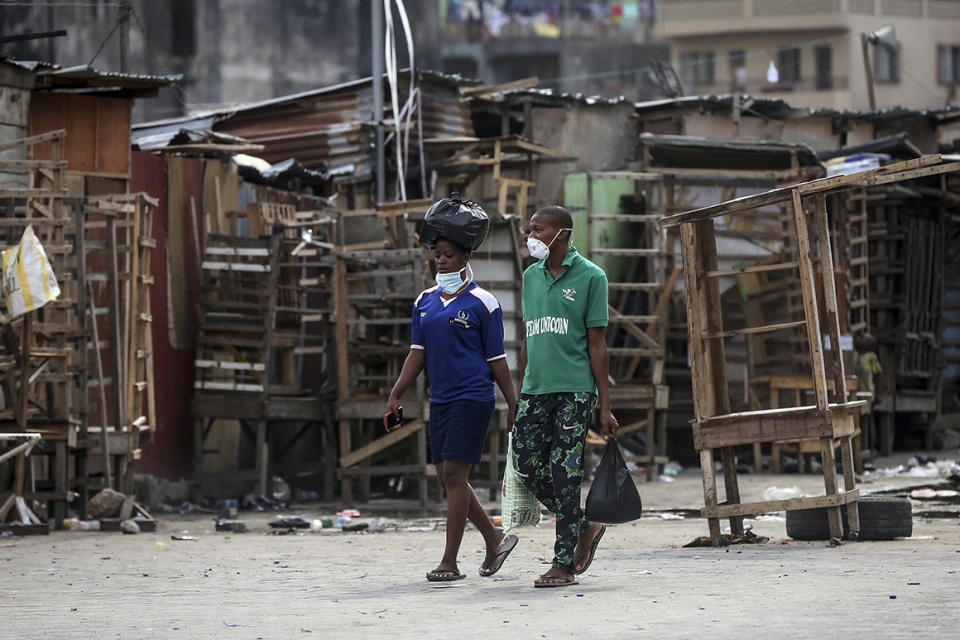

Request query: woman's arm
[
  {"left": 489, "top": 358, "right": 517, "bottom": 431},
  {"left": 587, "top": 326, "right": 618, "bottom": 439},
  {"left": 386, "top": 349, "right": 426, "bottom": 417}
]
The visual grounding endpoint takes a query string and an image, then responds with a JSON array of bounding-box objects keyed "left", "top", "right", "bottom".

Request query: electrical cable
[{"left": 86, "top": 8, "right": 122, "bottom": 66}]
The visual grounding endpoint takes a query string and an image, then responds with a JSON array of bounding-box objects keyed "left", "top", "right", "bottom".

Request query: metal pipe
[{"left": 372, "top": 0, "right": 386, "bottom": 204}]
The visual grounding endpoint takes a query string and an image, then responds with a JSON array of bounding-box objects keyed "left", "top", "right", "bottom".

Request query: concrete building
[
  {"left": 655, "top": 0, "right": 960, "bottom": 111},
  {"left": 438, "top": 1, "right": 666, "bottom": 101},
  {"left": 0, "top": 0, "right": 442, "bottom": 122}
]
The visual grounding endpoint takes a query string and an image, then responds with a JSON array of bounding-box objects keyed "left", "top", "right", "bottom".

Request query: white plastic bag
[
  {"left": 2, "top": 225, "right": 61, "bottom": 317},
  {"left": 501, "top": 432, "right": 541, "bottom": 531}
]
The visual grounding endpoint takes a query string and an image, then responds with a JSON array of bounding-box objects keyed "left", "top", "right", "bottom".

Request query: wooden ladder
[{"left": 584, "top": 171, "right": 670, "bottom": 479}]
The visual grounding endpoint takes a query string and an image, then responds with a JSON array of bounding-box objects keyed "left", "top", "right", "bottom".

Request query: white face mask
[
  {"left": 435, "top": 263, "right": 473, "bottom": 295},
  {"left": 526, "top": 228, "right": 571, "bottom": 261}
]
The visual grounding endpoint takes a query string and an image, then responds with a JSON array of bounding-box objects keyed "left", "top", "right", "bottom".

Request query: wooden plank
[
  {"left": 338, "top": 464, "right": 437, "bottom": 478},
  {"left": 661, "top": 184, "right": 796, "bottom": 228},
  {"left": 87, "top": 281, "right": 112, "bottom": 489},
  {"left": 661, "top": 156, "right": 957, "bottom": 229},
  {"left": 693, "top": 409, "right": 858, "bottom": 450},
  {"left": 0, "top": 439, "right": 39, "bottom": 465},
  {"left": 702, "top": 489, "right": 859, "bottom": 518},
  {"left": 0, "top": 189, "right": 68, "bottom": 197},
  {"left": 608, "top": 305, "right": 660, "bottom": 350},
  {"left": 705, "top": 261, "right": 798, "bottom": 278},
  {"left": 840, "top": 437, "right": 860, "bottom": 530},
  {"left": 340, "top": 419, "right": 426, "bottom": 468},
  {"left": 791, "top": 189, "right": 829, "bottom": 411},
  {"left": 813, "top": 194, "right": 847, "bottom": 403},
  {"left": 698, "top": 401, "right": 864, "bottom": 426},
  {"left": 693, "top": 216, "right": 740, "bottom": 534},
  {"left": 819, "top": 435, "right": 844, "bottom": 539},
  {"left": 795, "top": 155, "right": 942, "bottom": 195},
  {"left": 0, "top": 159, "right": 68, "bottom": 169},
  {"left": 0, "top": 129, "right": 65, "bottom": 152},
  {"left": 679, "top": 223, "right": 709, "bottom": 422},
  {"left": 699, "top": 449, "right": 722, "bottom": 544},
  {"left": 720, "top": 446, "right": 743, "bottom": 534},
  {"left": 703, "top": 320, "right": 807, "bottom": 340},
  {"left": 700, "top": 220, "right": 730, "bottom": 417}
]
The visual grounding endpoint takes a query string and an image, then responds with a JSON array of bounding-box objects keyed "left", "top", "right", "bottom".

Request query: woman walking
[{"left": 386, "top": 194, "right": 519, "bottom": 581}]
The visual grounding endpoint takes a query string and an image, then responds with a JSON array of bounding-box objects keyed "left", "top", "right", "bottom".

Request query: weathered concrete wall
[
  {"left": 0, "top": 63, "right": 34, "bottom": 189},
  {"left": 529, "top": 102, "right": 640, "bottom": 209},
  {"left": 0, "top": 0, "right": 442, "bottom": 123}
]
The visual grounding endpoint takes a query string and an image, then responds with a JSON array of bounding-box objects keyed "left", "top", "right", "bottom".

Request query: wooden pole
[
  {"left": 88, "top": 280, "right": 113, "bottom": 489},
  {"left": 106, "top": 213, "right": 125, "bottom": 490},
  {"left": 14, "top": 313, "right": 32, "bottom": 498}
]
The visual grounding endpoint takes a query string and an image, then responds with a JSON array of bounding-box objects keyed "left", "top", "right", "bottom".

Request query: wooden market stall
[{"left": 660, "top": 154, "right": 960, "bottom": 545}]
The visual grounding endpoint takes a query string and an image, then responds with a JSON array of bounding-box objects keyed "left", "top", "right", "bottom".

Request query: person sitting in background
[{"left": 853, "top": 332, "right": 882, "bottom": 405}]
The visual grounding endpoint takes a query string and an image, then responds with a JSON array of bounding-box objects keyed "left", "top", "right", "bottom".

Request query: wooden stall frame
[{"left": 660, "top": 155, "right": 960, "bottom": 545}]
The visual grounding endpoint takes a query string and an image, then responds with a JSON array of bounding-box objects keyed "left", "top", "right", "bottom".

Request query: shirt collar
[{"left": 537, "top": 246, "right": 579, "bottom": 272}]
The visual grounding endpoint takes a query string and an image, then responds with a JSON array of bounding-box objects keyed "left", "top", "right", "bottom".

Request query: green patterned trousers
[{"left": 512, "top": 391, "right": 597, "bottom": 572}]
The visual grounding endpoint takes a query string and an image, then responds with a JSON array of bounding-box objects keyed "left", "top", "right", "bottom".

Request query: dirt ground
[{"left": 2, "top": 458, "right": 959, "bottom": 640}]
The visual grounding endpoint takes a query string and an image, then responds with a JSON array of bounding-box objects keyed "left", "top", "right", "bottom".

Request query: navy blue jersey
[{"left": 410, "top": 282, "right": 506, "bottom": 404}]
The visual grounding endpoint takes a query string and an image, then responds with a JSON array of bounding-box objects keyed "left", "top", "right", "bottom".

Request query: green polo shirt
[{"left": 521, "top": 247, "right": 608, "bottom": 395}]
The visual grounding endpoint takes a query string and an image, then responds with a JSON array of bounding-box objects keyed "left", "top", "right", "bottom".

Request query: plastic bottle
[{"left": 63, "top": 518, "right": 100, "bottom": 531}]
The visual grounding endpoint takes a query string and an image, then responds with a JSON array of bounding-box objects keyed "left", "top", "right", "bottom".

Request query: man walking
[{"left": 513, "top": 205, "right": 618, "bottom": 588}]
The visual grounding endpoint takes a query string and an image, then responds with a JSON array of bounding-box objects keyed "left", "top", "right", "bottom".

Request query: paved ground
[{"left": 2, "top": 457, "right": 958, "bottom": 639}]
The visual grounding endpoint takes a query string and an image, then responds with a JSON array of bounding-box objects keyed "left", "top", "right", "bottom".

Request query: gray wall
[
  {"left": 0, "top": 63, "right": 34, "bottom": 189},
  {"left": 0, "top": 0, "right": 442, "bottom": 123}
]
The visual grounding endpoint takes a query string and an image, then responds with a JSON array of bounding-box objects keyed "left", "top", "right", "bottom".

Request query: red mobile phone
[{"left": 384, "top": 407, "right": 403, "bottom": 432}]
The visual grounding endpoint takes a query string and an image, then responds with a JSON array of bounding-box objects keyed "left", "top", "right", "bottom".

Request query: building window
[
  {"left": 729, "top": 49, "right": 747, "bottom": 92},
  {"left": 777, "top": 47, "right": 801, "bottom": 83},
  {"left": 679, "top": 50, "right": 716, "bottom": 92},
  {"left": 875, "top": 43, "right": 900, "bottom": 83},
  {"left": 702, "top": 51, "right": 716, "bottom": 87},
  {"left": 939, "top": 45, "right": 960, "bottom": 84},
  {"left": 815, "top": 45, "right": 832, "bottom": 90}
]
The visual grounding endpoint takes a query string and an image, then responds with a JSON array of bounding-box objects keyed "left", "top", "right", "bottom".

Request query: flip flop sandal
[
  {"left": 426, "top": 569, "right": 465, "bottom": 582},
  {"left": 479, "top": 534, "right": 519, "bottom": 577},
  {"left": 533, "top": 575, "right": 579, "bottom": 588},
  {"left": 574, "top": 524, "right": 607, "bottom": 575}
]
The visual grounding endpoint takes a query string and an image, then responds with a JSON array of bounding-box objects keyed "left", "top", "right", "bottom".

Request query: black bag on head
[
  {"left": 584, "top": 438, "right": 643, "bottom": 524},
  {"left": 419, "top": 192, "right": 489, "bottom": 251}
]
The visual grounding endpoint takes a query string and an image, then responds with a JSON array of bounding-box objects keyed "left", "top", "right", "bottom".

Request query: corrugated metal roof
[
  {"left": 3, "top": 58, "right": 176, "bottom": 96},
  {"left": 133, "top": 69, "right": 475, "bottom": 179},
  {"left": 473, "top": 87, "right": 960, "bottom": 123},
  {"left": 640, "top": 133, "right": 822, "bottom": 170}
]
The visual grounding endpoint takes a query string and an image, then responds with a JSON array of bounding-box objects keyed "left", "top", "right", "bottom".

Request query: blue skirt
[{"left": 428, "top": 399, "right": 495, "bottom": 464}]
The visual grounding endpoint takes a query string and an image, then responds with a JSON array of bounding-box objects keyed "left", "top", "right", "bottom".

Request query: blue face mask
[{"left": 435, "top": 264, "right": 472, "bottom": 295}]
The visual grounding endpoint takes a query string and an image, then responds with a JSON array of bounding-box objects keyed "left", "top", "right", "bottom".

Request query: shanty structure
[{"left": 662, "top": 154, "right": 960, "bottom": 544}]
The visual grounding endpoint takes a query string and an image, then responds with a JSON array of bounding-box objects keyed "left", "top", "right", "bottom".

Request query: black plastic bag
[
  {"left": 584, "top": 439, "right": 643, "bottom": 524},
  {"left": 419, "top": 192, "right": 490, "bottom": 251}
]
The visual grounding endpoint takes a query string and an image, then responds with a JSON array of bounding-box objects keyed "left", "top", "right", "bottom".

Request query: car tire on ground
[{"left": 785, "top": 495, "right": 913, "bottom": 541}]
